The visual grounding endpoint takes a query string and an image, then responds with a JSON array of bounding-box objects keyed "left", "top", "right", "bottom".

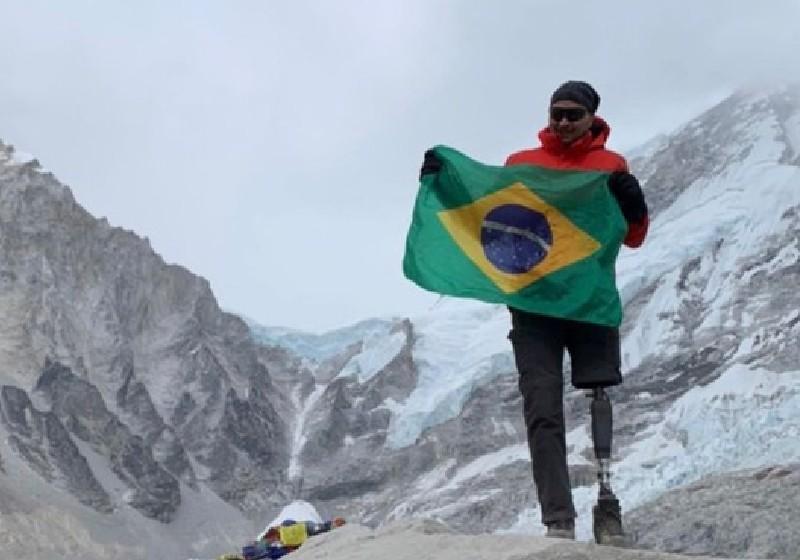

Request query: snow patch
[
  {"left": 386, "top": 301, "right": 513, "bottom": 448},
  {"left": 566, "top": 425, "right": 593, "bottom": 466},
  {"left": 784, "top": 112, "right": 800, "bottom": 156},
  {"left": 414, "top": 458, "right": 457, "bottom": 493},
  {"left": 11, "top": 150, "right": 35, "bottom": 164},
  {"left": 440, "top": 444, "right": 528, "bottom": 491},
  {"left": 337, "top": 330, "right": 406, "bottom": 383},
  {"left": 288, "top": 384, "right": 326, "bottom": 479},
  {"left": 491, "top": 418, "right": 517, "bottom": 437},
  {"left": 615, "top": 363, "right": 800, "bottom": 509}
]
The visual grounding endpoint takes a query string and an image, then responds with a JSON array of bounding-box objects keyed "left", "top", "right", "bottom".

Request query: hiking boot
[{"left": 545, "top": 519, "right": 575, "bottom": 540}]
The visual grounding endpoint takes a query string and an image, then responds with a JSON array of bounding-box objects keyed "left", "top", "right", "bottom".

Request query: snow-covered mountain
[
  {"left": 251, "top": 85, "right": 800, "bottom": 558},
  {"left": 1, "top": 84, "right": 799, "bottom": 560}
]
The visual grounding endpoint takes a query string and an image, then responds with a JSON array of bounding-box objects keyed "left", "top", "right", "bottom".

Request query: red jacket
[{"left": 505, "top": 117, "right": 648, "bottom": 248}]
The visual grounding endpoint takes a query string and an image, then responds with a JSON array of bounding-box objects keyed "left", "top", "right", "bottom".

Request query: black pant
[{"left": 508, "top": 308, "right": 621, "bottom": 524}]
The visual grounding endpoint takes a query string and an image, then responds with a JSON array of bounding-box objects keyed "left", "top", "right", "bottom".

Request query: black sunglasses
[{"left": 550, "top": 107, "right": 588, "bottom": 122}]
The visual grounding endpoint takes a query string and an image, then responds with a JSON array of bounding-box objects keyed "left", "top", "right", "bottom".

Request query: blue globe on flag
[{"left": 480, "top": 204, "right": 552, "bottom": 274}]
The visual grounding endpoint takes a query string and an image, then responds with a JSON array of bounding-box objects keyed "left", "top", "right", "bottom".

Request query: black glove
[
  {"left": 608, "top": 171, "right": 648, "bottom": 224},
  {"left": 419, "top": 149, "right": 443, "bottom": 180}
]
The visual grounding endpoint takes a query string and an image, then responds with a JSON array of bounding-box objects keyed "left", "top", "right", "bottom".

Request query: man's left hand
[{"left": 608, "top": 171, "right": 648, "bottom": 224}]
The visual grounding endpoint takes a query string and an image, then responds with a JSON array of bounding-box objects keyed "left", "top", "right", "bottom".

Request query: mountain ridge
[
  {"left": 1, "top": 85, "right": 799, "bottom": 559},
  {"left": 249, "top": 85, "right": 800, "bottom": 557}
]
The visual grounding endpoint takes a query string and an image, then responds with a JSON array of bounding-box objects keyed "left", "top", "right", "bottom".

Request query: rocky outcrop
[
  {"left": 34, "top": 360, "right": 180, "bottom": 521},
  {"left": 298, "top": 319, "right": 420, "bottom": 499},
  {"left": 0, "top": 139, "right": 290, "bottom": 521},
  {"left": 626, "top": 464, "right": 800, "bottom": 559},
  {"left": 280, "top": 519, "right": 757, "bottom": 560},
  {"left": 0, "top": 384, "right": 112, "bottom": 513}
]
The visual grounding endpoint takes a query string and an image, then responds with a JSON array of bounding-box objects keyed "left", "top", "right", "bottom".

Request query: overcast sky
[{"left": 1, "top": 1, "right": 798, "bottom": 332}]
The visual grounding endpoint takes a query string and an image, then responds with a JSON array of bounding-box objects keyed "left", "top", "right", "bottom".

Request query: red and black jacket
[{"left": 505, "top": 117, "right": 648, "bottom": 248}]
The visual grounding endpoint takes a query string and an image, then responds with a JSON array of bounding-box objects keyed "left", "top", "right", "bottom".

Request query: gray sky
[{"left": 1, "top": 1, "right": 798, "bottom": 332}]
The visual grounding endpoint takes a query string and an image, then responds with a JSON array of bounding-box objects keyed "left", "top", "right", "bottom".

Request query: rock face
[
  {"left": 0, "top": 383, "right": 113, "bottom": 513},
  {"left": 281, "top": 519, "right": 757, "bottom": 560},
  {"left": 33, "top": 360, "right": 180, "bottom": 521},
  {"left": 0, "top": 139, "right": 290, "bottom": 545},
  {"left": 2, "top": 85, "right": 800, "bottom": 560},
  {"left": 626, "top": 464, "right": 800, "bottom": 559}
]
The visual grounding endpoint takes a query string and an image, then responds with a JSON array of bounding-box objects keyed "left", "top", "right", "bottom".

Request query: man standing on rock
[
  {"left": 414, "top": 81, "right": 649, "bottom": 542},
  {"left": 504, "top": 81, "right": 648, "bottom": 540}
]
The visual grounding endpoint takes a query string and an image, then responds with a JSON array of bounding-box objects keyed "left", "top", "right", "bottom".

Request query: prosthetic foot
[{"left": 589, "top": 388, "right": 626, "bottom": 546}]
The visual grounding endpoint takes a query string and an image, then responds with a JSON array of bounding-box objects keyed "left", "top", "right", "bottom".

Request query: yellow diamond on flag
[{"left": 437, "top": 182, "right": 601, "bottom": 294}]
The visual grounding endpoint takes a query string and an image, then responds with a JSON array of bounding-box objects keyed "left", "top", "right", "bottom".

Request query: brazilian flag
[{"left": 402, "top": 146, "right": 628, "bottom": 327}]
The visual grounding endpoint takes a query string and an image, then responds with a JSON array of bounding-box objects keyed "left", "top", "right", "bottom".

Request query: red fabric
[
  {"left": 505, "top": 117, "right": 648, "bottom": 248},
  {"left": 623, "top": 216, "right": 648, "bottom": 248}
]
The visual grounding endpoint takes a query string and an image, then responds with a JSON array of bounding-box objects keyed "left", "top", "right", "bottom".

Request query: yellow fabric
[
  {"left": 437, "top": 182, "right": 600, "bottom": 294},
  {"left": 279, "top": 522, "right": 308, "bottom": 547}
]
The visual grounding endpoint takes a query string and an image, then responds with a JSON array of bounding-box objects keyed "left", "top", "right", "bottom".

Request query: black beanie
[{"left": 550, "top": 81, "right": 600, "bottom": 114}]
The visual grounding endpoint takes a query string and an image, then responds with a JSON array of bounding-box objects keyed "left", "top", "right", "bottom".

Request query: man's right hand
[{"left": 419, "top": 149, "right": 443, "bottom": 180}]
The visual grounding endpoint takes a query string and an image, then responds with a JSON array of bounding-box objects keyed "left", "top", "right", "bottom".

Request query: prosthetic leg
[{"left": 589, "top": 388, "right": 626, "bottom": 545}]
